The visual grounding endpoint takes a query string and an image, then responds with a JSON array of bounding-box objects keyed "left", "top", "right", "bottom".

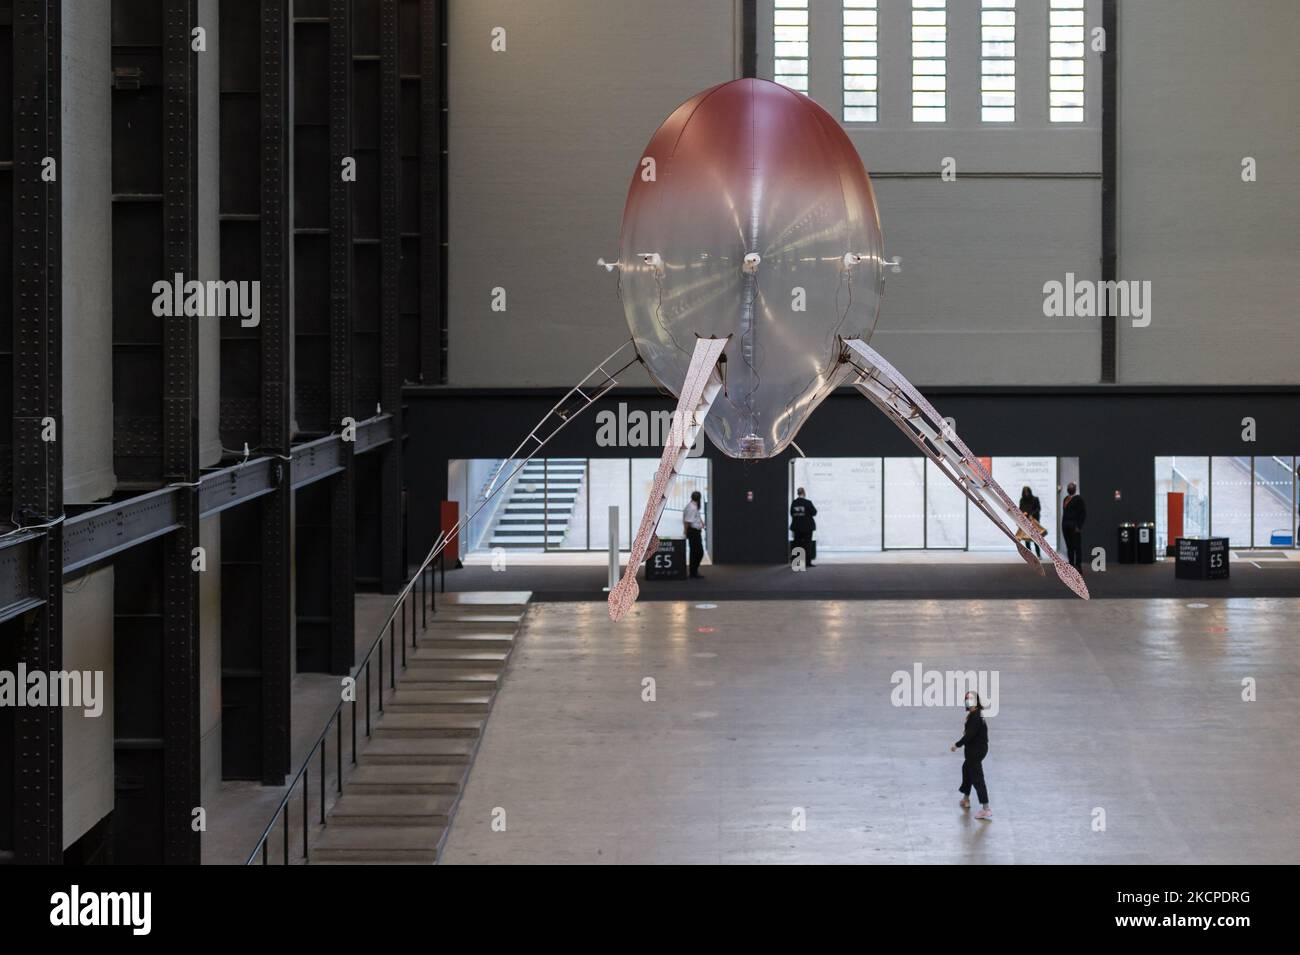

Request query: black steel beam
[
  {"left": 379, "top": 0, "right": 402, "bottom": 592},
  {"left": 9, "top": 0, "right": 62, "bottom": 865},
  {"left": 160, "top": 0, "right": 201, "bottom": 865},
  {"left": 328, "top": 0, "right": 356, "bottom": 674},
  {"left": 64, "top": 487, "right": 182, "bottom": 575},
  {"left": 354, "top": 411, "right": 394, "bottom": 453},
  {"left": 260, "top": 0, "right": 292, "bottom": 783},
  {"left": 1100, "top": 0, "right": 1117, "bottom": 383},
  {"left": 419, "top": 0, "right": 446, "bottom": 384},
  {"left": 0, "top": 534, "right": 43, "bottom": 625},
  {"left": 290, "top": 434, "right": 345, "bottom": 489},
  {"left": 0, "top": 415, "right": 392, "bottom": 605},
  {"left": 198, "top": 456, "right": 278, "bottom": 517},
  {"left": 742, "top": 0, "right": 756, "bottom": 79}
]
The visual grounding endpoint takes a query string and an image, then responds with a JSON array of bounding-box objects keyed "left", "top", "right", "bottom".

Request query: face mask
[{"left": 964, "top": 696, "right": 977, "bottom": 709}]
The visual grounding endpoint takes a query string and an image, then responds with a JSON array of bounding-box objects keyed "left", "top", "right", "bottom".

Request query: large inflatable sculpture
[{"left": 433, "top": 79, "right": 1089, "bottom": 618}]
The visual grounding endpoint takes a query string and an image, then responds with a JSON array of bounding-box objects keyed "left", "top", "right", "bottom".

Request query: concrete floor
[{"left": 442, "top": 597, "right": 1300, "bottom": 864}]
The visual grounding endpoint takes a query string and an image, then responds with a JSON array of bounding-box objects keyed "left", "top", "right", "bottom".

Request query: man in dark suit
[
  {"left": 790, "top": 487, "right": 818, "bottom": 568},
  {"left": 1061, "top": 482, "right": 1087, "bottom": 571}
]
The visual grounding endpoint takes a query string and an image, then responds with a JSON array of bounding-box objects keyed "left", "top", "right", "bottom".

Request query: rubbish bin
[
  {"left": 1136, "top": 521, "right": 1156, "bottom": 563},
  {"left": 1117, "top": 523, "right": 1137, "bottom": 564}
]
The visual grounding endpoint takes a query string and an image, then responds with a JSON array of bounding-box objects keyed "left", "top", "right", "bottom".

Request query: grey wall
[
  {"left": 446, "top": 0, "right": 738, "bottom": 387},
  {"left": 59, "top": 0, "right": 115, "bottom": 852},
  {"left": 61, "top": 567, "right": 114, "bottom": 850},
  {"left": 62, "top": 0, "right": 115, "bottom": 502},
  {"left": 787, "top": 0, "right": 1105, "bottom": 386},
  {"left": 445, "top": 0, "right": 1299, "bottom": 390},
  {"left": 199, "top": 0, "right": 222, "bottom": 466},
  {"left": 1117, "top": 0, "right": 1300, "bottom": 384},
  {"left": 199, "top": 515, "right": 222, "bottom": 804}
]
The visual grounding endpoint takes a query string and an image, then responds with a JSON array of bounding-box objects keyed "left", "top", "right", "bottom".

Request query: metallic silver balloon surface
[{"left": 618, "top": 78, "right": 885, "bottom": 458}]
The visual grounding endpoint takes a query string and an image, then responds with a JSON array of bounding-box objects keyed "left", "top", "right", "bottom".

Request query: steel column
[
  {"left": 1099, "top": 0, "right": 1117, "bottom": 382},
  {"left": 160, "top": 0, "right": 201, "bottom": 865},
  {"left": 10, "top": 0, "right": 62, "bottom": 864},
  {"left": 419, "top": 0, "right": 446, "bottom": 384},
  {"left": 260, "top": 0, "right": 292, "bottom": 783},
  {"left": 379, "top": 0, "right": 402, "bottom": 592},
  {"left": 329, "top": 0, "right": 356, "bottom": 672}
]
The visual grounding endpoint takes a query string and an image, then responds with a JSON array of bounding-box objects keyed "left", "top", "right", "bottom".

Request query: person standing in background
[
  {"left": 790, "top": 486, "right": 818, "bottom": 568},
  {"left": 1062, "top": 481, "right": 1087, "bottom": 571},
  {"left": 1019, "top": 485, "right": 1043, "bottom": 558},
  {"left": 683, "top": 490, "right": 706, "bottom": 579}
]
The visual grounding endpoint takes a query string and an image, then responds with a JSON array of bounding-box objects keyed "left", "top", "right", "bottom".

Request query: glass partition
[
  {"left": 1253, "top": 456, "right": 1295, "bottom": 547},
  {"left": 1210, "top": 456, "right": 1252, "bottom": 548},
  {"left": 884, "top": 457, "right": 925, "bottom": 548}
]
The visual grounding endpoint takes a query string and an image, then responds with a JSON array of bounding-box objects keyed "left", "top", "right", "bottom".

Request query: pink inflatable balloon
[{"left": 618, "top": 78, "right": 885, "bottom": 458}]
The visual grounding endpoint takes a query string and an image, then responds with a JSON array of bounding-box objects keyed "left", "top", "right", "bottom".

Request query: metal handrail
[
  {"left": 245, "top": 344, "right": 634, "bottom": 863},
  {"left": 245, "top": 530, "right": 449, "bottom": 865}
]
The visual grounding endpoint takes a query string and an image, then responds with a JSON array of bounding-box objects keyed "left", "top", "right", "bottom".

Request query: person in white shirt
[{"left": 682, "top": 490, "right": 705, "bottom": 579}]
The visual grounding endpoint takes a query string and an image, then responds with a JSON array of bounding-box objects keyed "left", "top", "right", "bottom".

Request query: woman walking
[
  {"left": 1019, "top": 485, "right": 1043, "bottom": 558},
  {"left": 951, "top": 691, "right": 992, "bottom": 820}
]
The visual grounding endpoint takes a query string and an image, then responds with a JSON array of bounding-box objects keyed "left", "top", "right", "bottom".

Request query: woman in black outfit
[
  {"left": 951, "top": 691, "right": 992, "bottom": 819},
  {"left": 1019, "top": 485, "right": 1042, "bottom": 558}
]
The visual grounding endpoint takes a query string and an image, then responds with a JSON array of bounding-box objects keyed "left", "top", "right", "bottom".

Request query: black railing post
[
  {"left": 319, "top": 745, "right": 326, "bottom": 824},
  {"left": 337, "top": 717, "right": 344, "bottom": 791}
]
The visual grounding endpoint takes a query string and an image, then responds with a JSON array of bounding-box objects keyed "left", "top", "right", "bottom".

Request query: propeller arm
[
  {"left": 842, "top": 338, "right": 1089, "bottom": 599},
  {"left": 608, "top": 336, "right": 730, "bottom": 620}
]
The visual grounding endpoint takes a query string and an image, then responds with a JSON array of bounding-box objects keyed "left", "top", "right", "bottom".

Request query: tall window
[
  {"left": 1048, "top": 0, "right": 1085, "bottom": 122},
  {"left": 774, "top": 0, "right": 809, "bottom": 93},
  {"left": 843, "top": 1, "right": 878, "bottom": 122},
  {"left": 911, "top": 0, "right": 947, "bottom": 123},
  {"left": 980, "top": 0, "right": 1016, "bottom": 122}
]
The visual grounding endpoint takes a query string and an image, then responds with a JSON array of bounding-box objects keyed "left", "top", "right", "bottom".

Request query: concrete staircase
[
  {"left": 310, "top": 591, "right": 530, "bottom": 864},
  {"left": 489, "top": 459, "right": 585, "bottom": 550}
]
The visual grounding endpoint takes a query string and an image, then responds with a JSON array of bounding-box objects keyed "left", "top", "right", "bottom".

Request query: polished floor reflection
[{"left": 442, "top": 597, "right": 1300, "bottom": 864}]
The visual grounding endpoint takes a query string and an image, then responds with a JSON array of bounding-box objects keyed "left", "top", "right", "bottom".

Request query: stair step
[
  {"left": 417, "top": 634, "right": 513, "bottom": 652},
  {"left": 311, "top": 857, "right": 434, "bottom": 865},
  {"left": 425, "top": 611, "right": 522, "bottom": 627},
  {"left": 374, "top": 712, "right": 485, "bottom": 738},
  {"left": 396, "top": 669, "right": 501, "bottom": 690},
  {"left": 329, "top": 793, "right": 457, "bottom": 826},
  {"left": 347, "top": 763, "right": 468, "bottom": 794},
  {"left": 436, "top": 591, "right": 531, "bottom": 612},
  {"left": 359, "top": 737, "right": 476, "bottom": 765},
  {"left": 312, "top": 824, "right": 444, "bottom": 862},
  {"left": 386, "top": 689, "right": 493, "bottom": 712},
  {"left": 410, "top": 648, "right": 509, "bottom": 668}
]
